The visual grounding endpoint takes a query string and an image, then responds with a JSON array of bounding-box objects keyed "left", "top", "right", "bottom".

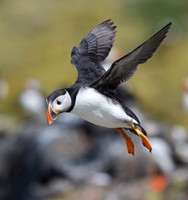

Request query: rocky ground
[{"left": 0, "top": 106, "right": 188, "bottom": 200}]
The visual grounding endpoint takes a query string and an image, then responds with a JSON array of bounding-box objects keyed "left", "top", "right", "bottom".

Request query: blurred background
[{"left": 0, "top": 0, "right": 188, "bottom": 199}]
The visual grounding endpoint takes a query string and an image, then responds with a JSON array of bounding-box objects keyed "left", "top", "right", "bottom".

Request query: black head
[{"left": 46, "top": 89, "right": 72, "bottom": 125}]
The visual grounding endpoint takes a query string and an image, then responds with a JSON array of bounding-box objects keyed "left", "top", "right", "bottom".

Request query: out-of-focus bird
[
  {"left": 181, "top": 77, "right": 188, "bottom": 113},
  {"left": 20, "top": 78, "right": 46, "bottom": 120},
  {"left": 46, "top": 20, "right": 171, "bottom": 155}
]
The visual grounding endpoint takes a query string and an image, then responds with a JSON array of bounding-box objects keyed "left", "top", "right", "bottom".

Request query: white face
[{"left": 52, "top": 91, "right": 72, "bottom": 113}]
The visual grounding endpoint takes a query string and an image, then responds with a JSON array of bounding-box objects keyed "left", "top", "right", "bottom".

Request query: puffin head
[{"left": 46, "top": 89, "right": 72, "bottom": 125}]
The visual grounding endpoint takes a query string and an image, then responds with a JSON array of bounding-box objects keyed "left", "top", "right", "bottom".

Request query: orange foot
[
  {"left": 116, "top": 128, "right": 135, "bottom": 155},
  {"left": 131, "top": 124, "right": 152, "bottom": 152}
]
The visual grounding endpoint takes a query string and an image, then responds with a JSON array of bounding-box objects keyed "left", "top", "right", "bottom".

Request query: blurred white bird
[
  {"left": 19, "top": 78, "right": 46, "bottom": 120},
  {"left": 181, "top": 77, "right": 188, "bottom": 113}
]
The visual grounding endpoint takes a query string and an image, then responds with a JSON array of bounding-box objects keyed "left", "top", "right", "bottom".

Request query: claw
[
  {"left": 116, "top": 128, "right": 135, "bottom": 155},
  {"left": 131, "top": 124, "right": 152, "bottom": 152}
]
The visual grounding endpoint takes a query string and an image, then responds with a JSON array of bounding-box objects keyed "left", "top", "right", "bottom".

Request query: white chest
[{"left": 71, "top": 87, "right": 136, "bottom": 128}]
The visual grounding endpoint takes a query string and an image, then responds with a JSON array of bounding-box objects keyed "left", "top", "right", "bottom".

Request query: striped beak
[{"left": 47, "top": 103, "right": 58, "bottom": 125}]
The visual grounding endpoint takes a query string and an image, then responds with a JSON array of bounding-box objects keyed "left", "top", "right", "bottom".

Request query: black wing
[
  {"left": 90, "top": 22, "right": 172, "bottom": 91},
  {"left": 71, "top": 19, "right": 116, "bottom": 86}
]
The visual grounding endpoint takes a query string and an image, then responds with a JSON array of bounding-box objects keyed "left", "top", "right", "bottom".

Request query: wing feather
[
  {"left": 71, "top": 20, "right": 116, "bottom": 86},
  {"left": 90, "top": 22, "right": 172, "bottom": 90}
]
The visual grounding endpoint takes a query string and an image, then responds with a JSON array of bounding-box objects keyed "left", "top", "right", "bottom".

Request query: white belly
[{"left": 71, "top": 87, "right": 137, "bottom": 128}]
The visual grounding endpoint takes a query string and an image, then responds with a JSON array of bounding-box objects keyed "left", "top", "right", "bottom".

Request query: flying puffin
[{"left": 46, "top": 20, "right": 171, "bottom": 155}]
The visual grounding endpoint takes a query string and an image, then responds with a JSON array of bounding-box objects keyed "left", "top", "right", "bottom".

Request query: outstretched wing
[
  {"left": 90, "top": 22, "right": 172, "bottom": 91},
  {"left": 71, "top": 19, "right": 116, "bottom": 86}
]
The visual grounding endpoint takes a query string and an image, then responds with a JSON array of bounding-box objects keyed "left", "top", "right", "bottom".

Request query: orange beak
[{"left": 47, "top": 103, "right": 58, "bottom": 125}]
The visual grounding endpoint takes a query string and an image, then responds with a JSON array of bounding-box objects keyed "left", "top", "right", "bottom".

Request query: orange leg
[
  {"left": 116, "top": 128, "right": 135, "bottom": 155},
  {"left": 131, "top": 124, "right": 152, "bottom": 153}
]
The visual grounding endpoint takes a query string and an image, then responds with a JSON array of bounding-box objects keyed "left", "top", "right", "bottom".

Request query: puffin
[{"left": 46, "top": 20, "right": 171, "bottom": 155}]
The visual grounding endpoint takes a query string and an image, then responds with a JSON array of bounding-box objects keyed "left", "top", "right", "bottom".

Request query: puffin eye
[{"left": 57, "top": 100, "right": 62, "bottom": 105}]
